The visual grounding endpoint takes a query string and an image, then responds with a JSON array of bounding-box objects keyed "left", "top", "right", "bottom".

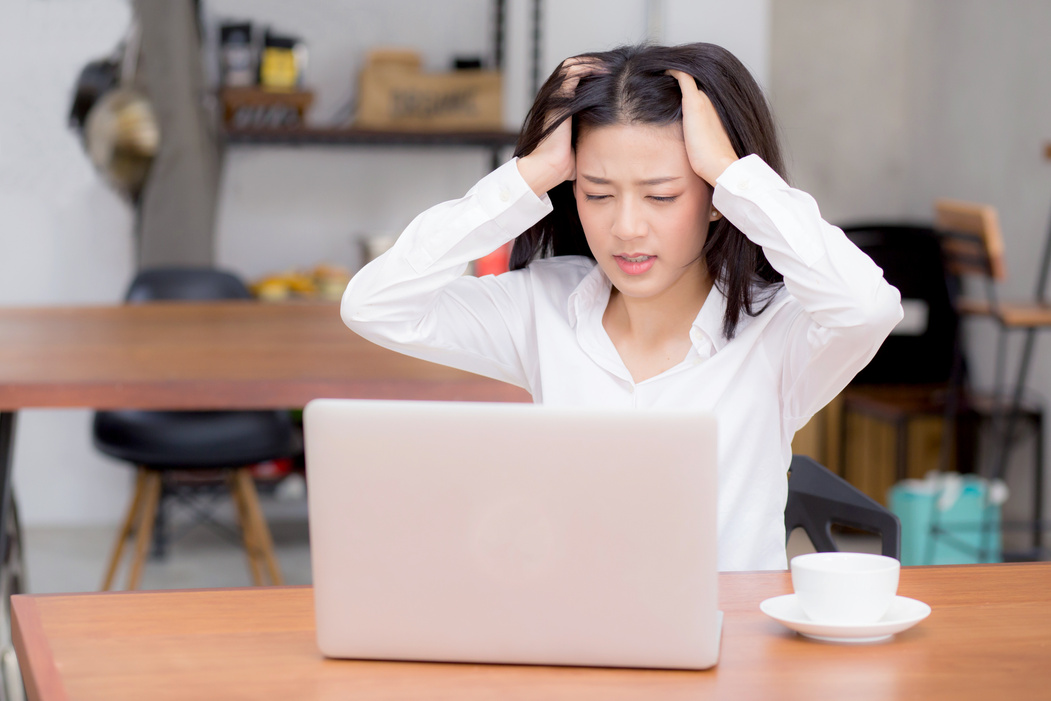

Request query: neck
[{"left": 603, "top": 270, "right": 714, "bottom": 348}]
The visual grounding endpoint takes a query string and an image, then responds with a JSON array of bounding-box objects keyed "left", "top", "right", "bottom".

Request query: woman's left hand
[{"left": 667, "top": 69, "right": 739, "bottom": 187}]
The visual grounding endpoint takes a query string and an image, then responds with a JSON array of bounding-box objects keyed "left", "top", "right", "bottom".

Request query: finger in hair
[
  {"left": 558, "top": 56, "right": 608, "bottom": 95},
  {"left": 666, "top": 69, "right": 715, "bottom": 106}
]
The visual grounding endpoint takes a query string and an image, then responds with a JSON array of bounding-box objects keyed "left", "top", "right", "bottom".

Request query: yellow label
[{"left": 260, "top": 48, "right": 298, "bottom": 89}]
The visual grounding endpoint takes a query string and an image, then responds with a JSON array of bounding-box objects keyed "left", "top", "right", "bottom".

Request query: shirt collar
[
  {"left": 696, "top": 283, "right": 789, "bottom": 353},
  {"left": 567, "top": 263, "right": 735, "bottom": 357},
  {"left": 693, "top": 284, "right": 731, "bottom": 354},
  {"left": 567, "top": 263, "right": 610, "bottom": 330}
]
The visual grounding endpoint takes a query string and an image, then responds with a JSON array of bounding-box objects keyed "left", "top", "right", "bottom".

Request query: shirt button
[
  {"left": 738, "top": 178, "right": 751, "bottom": 190},
  {"left": 499, "top": 188, "right": 511, "bottom": 202}
]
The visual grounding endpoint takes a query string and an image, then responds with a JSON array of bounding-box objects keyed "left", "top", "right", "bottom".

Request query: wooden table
[
  {"left": 0, "top": 299, "right": 528, "bottom": 518},
  {"left": 0, "top": 299, "right": 529, "bottom": 553},
  {"left": 0, "top": 301, "right": 529, "bottom": 698},
  {"left": 0, "top": 301, "right": 529, "bottom": 411},
  {"left": 0, "top": 300, "right": 529, "bottom": 548},
  {"left": 12, "top": 563, "right": 1051, "bottom": 701}
]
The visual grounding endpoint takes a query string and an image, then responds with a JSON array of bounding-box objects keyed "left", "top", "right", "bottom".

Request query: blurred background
[{"left": 1, "top": 0, "right": 1049, "bottom": 573}]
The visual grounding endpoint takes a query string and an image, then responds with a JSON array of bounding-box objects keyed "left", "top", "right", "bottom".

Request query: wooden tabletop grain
[
  {"left": 11, "top": 563, "right": 1051, "bottom": 701},
  {"left": 0, "top": 302, "right": 529, "bottom": 410}
]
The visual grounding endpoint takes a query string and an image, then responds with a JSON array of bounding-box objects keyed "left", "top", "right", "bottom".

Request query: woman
[{"left": 342, "top": 43, "right": 902, "bottom": 571}]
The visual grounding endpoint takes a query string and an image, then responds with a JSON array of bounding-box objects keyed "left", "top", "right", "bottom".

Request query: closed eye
[
  {"left": 648, "top": 195, "right": 678, "bottom": 203},
  {"left": 584, "top": 194, "right": 611, "bottom": 201}
]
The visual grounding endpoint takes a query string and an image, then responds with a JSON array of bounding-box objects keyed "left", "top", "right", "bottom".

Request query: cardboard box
[
  {"left": 354, "top": 49, "right": 502, "bottom": 131},
  {"left": 221, "top": 87, "right": 314, "bottom": 129}
]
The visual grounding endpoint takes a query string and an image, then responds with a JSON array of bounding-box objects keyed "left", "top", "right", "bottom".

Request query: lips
[{"left": 614, "top": 254, "right": 656, "bottom": 275}]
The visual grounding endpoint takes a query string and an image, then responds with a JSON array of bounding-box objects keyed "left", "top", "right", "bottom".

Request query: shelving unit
[{"left": 220, "top": 0, "right": 540, "bottom": 173}]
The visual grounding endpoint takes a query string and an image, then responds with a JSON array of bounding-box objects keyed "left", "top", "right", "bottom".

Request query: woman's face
[{"left": 573, "top": 122, "right": 715, "bottom": 306}]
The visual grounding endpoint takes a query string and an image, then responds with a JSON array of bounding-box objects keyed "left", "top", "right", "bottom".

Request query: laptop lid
[{"left": 304, "top": 399, "right": 721, "bottom": 670}]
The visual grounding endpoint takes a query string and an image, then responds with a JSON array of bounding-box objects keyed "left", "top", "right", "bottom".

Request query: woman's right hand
[{"left": 517, "top": 57, "right": 603, "bottom": 198}]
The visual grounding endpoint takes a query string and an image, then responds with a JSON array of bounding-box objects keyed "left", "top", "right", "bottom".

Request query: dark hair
[{"left": 510, "top": 43, "right": 785, "bottom": 339}]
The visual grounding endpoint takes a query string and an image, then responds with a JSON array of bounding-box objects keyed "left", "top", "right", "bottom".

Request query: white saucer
[{"left": 760, "top": 594, "right": 931, "bottom": 644}]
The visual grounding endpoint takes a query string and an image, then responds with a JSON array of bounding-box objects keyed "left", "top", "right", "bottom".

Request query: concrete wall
[
  {"left": 915, "top": 1, "right": 1051, "bottom": 531},
  {"left": 771, "top": 0, "right": 1051, "bottom": 525},
  {"left": 770, "top": 0, "right": 917, "bottom": 223}
]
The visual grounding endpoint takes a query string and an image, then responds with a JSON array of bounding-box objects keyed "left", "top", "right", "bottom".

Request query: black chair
[
  {"left": 844, "top": 224, "right": 960, "bottom": 387},
  {"left": 838, "top": 221, "right": 1043, "bottom": 559},
  {"left": 94, "top": 268, "right": 296, "bottom": 590},
  {"left": 786, "top": 454, "right": 901, "bottom": 559},
  {"left": 835, "top": 224, "right": 970, "bottom": 488}
]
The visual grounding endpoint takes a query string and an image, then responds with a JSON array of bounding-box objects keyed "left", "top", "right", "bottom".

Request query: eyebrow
[{"left": 580, "top": 174, "right": 683, "bottom": 186}]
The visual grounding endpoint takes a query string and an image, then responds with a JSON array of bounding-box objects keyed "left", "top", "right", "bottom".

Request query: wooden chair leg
[
  {"left": 227, "top": 471, "right": 265, "bottom": 586},
  {"left": 233, "top": 469, "right": 284, "bottom": 585},
  {"left": 101, "top": 469, "right": 149, "bottom": 591},
  {"left": 126, "top": 471, "right": 162, "bottom": 591}
]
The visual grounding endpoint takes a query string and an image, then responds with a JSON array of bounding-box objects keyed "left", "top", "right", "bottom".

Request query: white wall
[
  {"left": 211, "top": 0, "right": 511, "bottom": 279},
  {"left": 0, "top": 0, "right": 135, "bottom": 302},
  {"left": 1, "top": 0, "right": 137, "bottom": 527},
  {"left": 6, "top": 0, "right": 769, "bottom": 526},
  {"left": 213, "top": 0, "right": 772, "bottom": 280},
  {"left": 542, "top": 0, "right": 770, "bottom": 87}
]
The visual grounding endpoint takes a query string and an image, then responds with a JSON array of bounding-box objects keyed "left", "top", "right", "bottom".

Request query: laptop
[{"left": 304, "top": 398, "right": 722, "bottom": 670}]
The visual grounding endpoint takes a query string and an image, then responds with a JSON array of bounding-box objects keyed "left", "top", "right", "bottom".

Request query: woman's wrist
[
  {"left": 516, "top": 154, "right": 569, "bottom": 198},
  {"left": 700, "top": 154, "right": 739, "bottom": 187}
]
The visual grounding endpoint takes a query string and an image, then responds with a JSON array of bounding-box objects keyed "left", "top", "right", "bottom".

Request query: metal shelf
[{"left": 222, "top": 127, "right": 519, "bottom": 170}]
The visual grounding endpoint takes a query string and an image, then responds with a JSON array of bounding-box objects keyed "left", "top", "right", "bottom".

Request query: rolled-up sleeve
[
  {"left": 341, "top": 159, "right": 554, "bottom": 389},
  {"left": 714, "top": 155, "right": 904, "bottom": 432}
]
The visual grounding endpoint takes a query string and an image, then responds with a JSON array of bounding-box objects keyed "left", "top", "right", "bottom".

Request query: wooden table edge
[
  {"left": 17, "top": 584, "right": 312, "bottom": 599},
  {"left": 10, "top": 564, "right": 1051, "bottom": 700},
  {"left": 0, "top": 379, "right": 532, "bottom": 412},
  {"left": 12, "top": 594, "right": 69, "bottom": 701}
]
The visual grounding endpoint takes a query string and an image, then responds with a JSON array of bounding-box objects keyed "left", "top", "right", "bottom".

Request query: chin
[{"left": 611, "top": 280, "right": 662, "bottom": 299}]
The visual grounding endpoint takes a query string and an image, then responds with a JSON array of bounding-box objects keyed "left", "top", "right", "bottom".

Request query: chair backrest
[
  {"left": 785, "top": 455, "right": 901, "bottom": 559},
  {"left": 124, "top": 267, "right": 253, "bottom": 303},
  {"left": 841, "top": 224, "right": 959, "bottom": 385},
  {"left": 934, "top": 199, "right": 1007, "bottom": 282}
]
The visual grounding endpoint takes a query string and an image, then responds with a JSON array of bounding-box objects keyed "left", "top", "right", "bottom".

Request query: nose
[{"left": 610, "top": 198, "right": 647, "bottom": 241}]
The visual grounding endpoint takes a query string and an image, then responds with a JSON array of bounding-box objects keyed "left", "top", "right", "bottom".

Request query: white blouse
[{"left": 342, "top": 155, "right": 903, "bottom": 571}]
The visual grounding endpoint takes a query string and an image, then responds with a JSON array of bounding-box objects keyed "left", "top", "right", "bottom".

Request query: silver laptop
[{"left": 304, "top": 398, "right": 722, "bottom": 670}]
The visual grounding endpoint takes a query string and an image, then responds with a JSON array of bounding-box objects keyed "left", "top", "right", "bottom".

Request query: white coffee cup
[{"left": 790, "top": 552, "right": 900, "bottom": 625}]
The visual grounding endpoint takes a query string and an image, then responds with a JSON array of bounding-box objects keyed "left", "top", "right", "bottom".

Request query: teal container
[{"left": 888, "top": 474, "right": 1003, "bottom": 566}]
